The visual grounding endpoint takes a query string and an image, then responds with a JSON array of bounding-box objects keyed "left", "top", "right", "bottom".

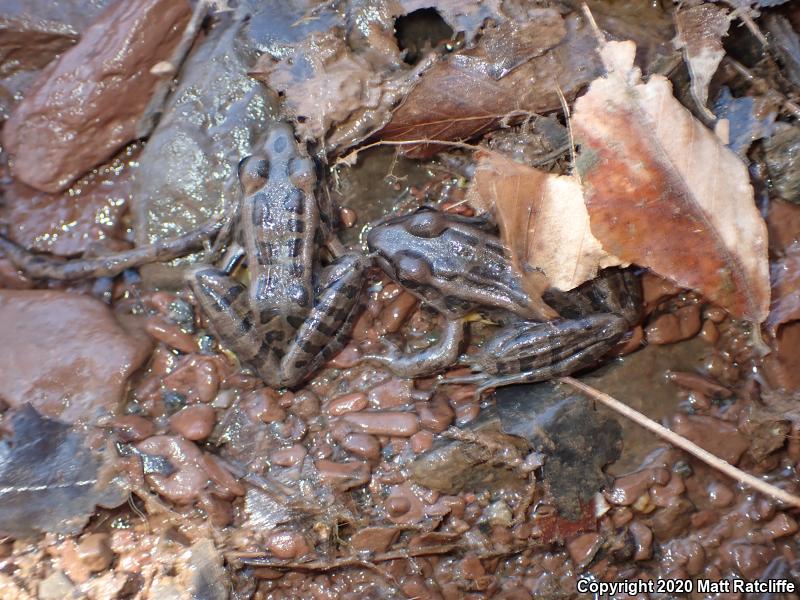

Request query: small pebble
[
  {"left": 699, "top": 319, "right": 719, "bottom": 343},
  {"left": 628, "top": 522, "right": 653, "bottom": 561},
  {"left": 340, "top": 433, "right": 381, "bottom": 462},
  {"left": 646, "top": 304, "right": 702, "bottom": 344},
  {"left": 327, "top": 392, "right": 368, "bottom": 416},
  {"left": 410, "top": 430, "right": 434, "bottom": 454},
  {"left": 169, "top": 405, "right": 216, "bottom": 441},
  {"left": 111, "top": 415, "right": 155, "bottom": 442},
  {"left": 145, "top": 317, "right": 196, "bottom": 353},
  {"left": 77, "top": 533, "right": 113, "bottom": 573},
  {"left": 315, "top": 459, "right": 370, "bottom": 490},
  {"left": 266, "top": 530, "right": 311, "bottom": 559},
  {"left": 271, "top": 444, "right": 308, "bottom": 467},
  {"left": 567, "top": 533, "right": 602, "bottom": 567},
  {"left": 339, "top": 207, "right": 357, "bottom": 228},
  {"left": 341, "top": 411, "right": 420, "bottom": 437}
]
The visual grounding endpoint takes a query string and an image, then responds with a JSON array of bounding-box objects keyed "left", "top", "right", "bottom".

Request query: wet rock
[
  {"left": 315, "top": 459, "right": 371, "bottom": 490},
  {"left": 266, "top": 530, "right": 311, "bottom": 560},
  {"left": 0, "top": 143, "right": 139, "bottom": 256},
  {"left": 341, "top": 411, "right": 420, "bottom": 436},
  {"left": 38, "top": 570, "right": 75, "bottom": 600},
  {"left": 645, "top": 304, "right": 702, "bottom": 344},
  {"left": 0, "top": 0, "right": 112, "bottom": 118},
  {"left": 111, "top": 415, "right": 155, "bottom": 443},
  {"left": 3, "top": 0, "right": 193, "bottom": 193},
  {"left": 169, "top": 404, "right": 216, "bottom": 441},
  {"left": 132, "top": 6, "right": 280, "bottom": 285},
  {"left": 411, "top": 382, "right": 621, "bottom": 521},
  {"left": 0, "top": 405, "right": 126, "bottom": 537},
  {"left": 567, "top": 532, "right": 602, "bottom": 568},
  {"left": 77, "top": 533, "right": 113, "bottom": 573},
  {"left": 349, "top": 526, "right": 401, "bottom": 553},
  {"left": 764, "top": 124, "right": 800, "bottom": 204},
  {"left": 0, "top": 290, "right": 150, "bottom": 423},
  {"left": 672, "top": 414, "right": 749, "bottom": 465},
  {"left": 136, "top": 435, "right": 206, "bottom": 504}
]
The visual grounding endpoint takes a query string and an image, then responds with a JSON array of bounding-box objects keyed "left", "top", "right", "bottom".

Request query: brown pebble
[
  {"left": 699, "top": 319, "right": 719, "bottom": 343},
  {"left": 666, "top": 370, "right": 731, "bottom": 398},
  {"left": 327, "top": 343, "right": 361, "bottom": 368},
  {"left": 136, "top": 435, "right": 206, "bottom": 504},
  {"left": 349, "top": 527, "right": 401, "bottom": 553},
  {"left": 385, "top": 483, "right": 425, "bottom": 524},
  {"left": 368, "top": 378, "right": 413, "bottom": 409},
  {"left": 315, "top": 459, "right": 371, "bottom": 490},
  {"left": 650, "top": 474, "right": 686, "bottom": 507},
  {"left": 111, "top": 415, "right": 154, "bottom": 442},
  {"left": 673, "top": 414, "right": 749, "bottom": 465},
  {"left": 198, "top": 492, "right": 234, "bottom": 527},
  {"left": 271, "top": 444, "right": 307, "bottom": 468},
  {"left": 628, "top": 522, "right": 652, "bottom": 561},
  {"left": 720, "top": 541, "right": 772, "bottom": 580},
  {"left": 340, "top": 433, "right": 381, "bottom": 462},
  {"left": 289, "top": 390, "right": 320, "bottom": 420},
  {"left": 339, "top": 207, "right": 357, "bottom": 228},
  {"left": 417, "top": 396, "right": 455, "bottom": 432},
  {"left": 245, "top": 388, "right": 287, "bottom": 423},
  {"left": 707, "top": 481, "right": 734, "bottom": 508},
  {"left": 567, "top": 533, "right": 602, "bottom": 567},
  {"left": 169, "top": 404, "right": 215, "bottom": 441},
  {"left": 266, "top": 530, "right": 310, "bottom": 560},
  {"left": 145, "top": 317, "right": 196, "bottom": 353},
  {"left": 606, "top": 468, "right": 670, "bottom": 506},
  {"left": 387, "top": 496, "right": 411, "bottom": 517},
  {"left": 378, "top": 292, "right": 418, "bottom": 334},
  {"left": 327, "top": 392, "right": 368, "bottom": 416},
  {"left": 611, "top": 507, "right": 633, "bottom": 528},
  {"left": 646, "top": 304, "right": 702, "bottom": 344},
  {"left": 642, "top": 272, "right": 682, "bottom": 312},
  {"left": 410, "top": 430, "right": 434, "bottom": 454},
  {"left": 77, "top": 534, "right": 113, "bottom": 573},
  {"left": 762, "top": 513, "right": 798, "bottom": 539},
  {"left": 704, "top": 305, "right": 727, "bottom": 323},
  {"left": 341, "top": 411, "right": 420, "bottom": 437},
  {"left": 202, "top": 454, "right": 245, "bottom": 498}
]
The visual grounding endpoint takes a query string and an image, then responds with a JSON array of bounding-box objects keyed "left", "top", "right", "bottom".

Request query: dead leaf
[
  {"left": 766, "top": 242, "right": 800, "bottom": 334},
  {"left": 252, "top": 31, "right": 430, "bottom": 153},
  {"left": 468, "top": 150, "right": 623, "bottom": 292},
  {"left": 713, "top": 87, "right": 776, "bottom": 157},
  {"left": 573, "top": 40, "right": 770, "bottom": 322},
  {"left": 378, "top": 12, "right": 603, "bottom": 157},
  {"left": 0, "top": 405, "right": 126, "bottom": 537},
  {"left": 673, "top": 4, "right": 732, "bottom": 119}
]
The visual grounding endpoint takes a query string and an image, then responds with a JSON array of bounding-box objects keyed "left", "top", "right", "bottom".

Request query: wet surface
[{"left": 0, "top": 1, "right": 799, "bottom": 598}]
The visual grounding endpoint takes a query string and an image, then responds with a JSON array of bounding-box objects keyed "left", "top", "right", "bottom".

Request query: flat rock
[
  {"left": 3, "top": 0, "right": 192, "bottom": 193},
  {"left": 0, "top": 290, "right": 150, "bottom": 423}
]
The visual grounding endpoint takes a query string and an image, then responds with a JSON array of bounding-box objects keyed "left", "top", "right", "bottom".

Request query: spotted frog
[
  {"left": 365, "top": 208, "right": 641, "bottom": 393},
  {"left": 187, "top": 125, "right": 368, "bottom": 388}
]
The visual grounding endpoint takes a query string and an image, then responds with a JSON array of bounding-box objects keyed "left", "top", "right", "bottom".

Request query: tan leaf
[
  {"left": 673, "top": 4, "right": 732, "bottom": 119},
  {"left": 378, "top": 12, "right": 602, "bottom": 157},
  {"left": 573, "top": 40, "right": 770, "bottom": 322},
  {"left": 468, "top": 150, "right": 623, "bottom": 293}
]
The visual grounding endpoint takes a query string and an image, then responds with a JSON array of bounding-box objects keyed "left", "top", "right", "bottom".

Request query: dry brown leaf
[
  {"left": 468, "top": 150, "right": 623, "bottom": 292},
  {"left": 766, "top": 242, "right": 800, "bottom": 334},
  {"left": 573, "top": 40, "right": 770, "bottom": 322},
  {"left": 252, "top": 30, "right": 430, "bottom": 153},
  {"left": 673, "top": 4, "right": 732, "bottom": 119},
  {"left": 378, "top": 12, "right": 603, "bottom": 157}
]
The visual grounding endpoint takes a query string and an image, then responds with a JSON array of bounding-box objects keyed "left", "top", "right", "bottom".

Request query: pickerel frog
[
  {"left": 365, "top": 208, "right": 641, "bottom": 393},
  {"left": 187, "top": 125, "right": 368, "bottom": 388}
]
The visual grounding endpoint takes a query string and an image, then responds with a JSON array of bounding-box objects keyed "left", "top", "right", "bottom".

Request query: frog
[
  {"left": 186, "top": 124, "right": 368, "bottom": 388},
  {"left": 364, "top": 207, "right": 641, "bottom": 394},
  {"left": 0, "top": 124, "right": 367, "bottom": 389}
]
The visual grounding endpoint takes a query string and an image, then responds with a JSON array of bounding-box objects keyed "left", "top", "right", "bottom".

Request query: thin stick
[{"left": 560, "top": 377, "right": 800, "bottom": 509}]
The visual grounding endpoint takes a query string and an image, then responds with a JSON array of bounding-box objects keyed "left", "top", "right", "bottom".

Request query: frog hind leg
[
  {"left": 277, "top": 253, "right": 368, "bottom": 388},
  {"left": 187, "top": 266, "right": 271, "bottom": 370},
  {"left": 361, "top": 316, "right": 466, "bottom": 378}
]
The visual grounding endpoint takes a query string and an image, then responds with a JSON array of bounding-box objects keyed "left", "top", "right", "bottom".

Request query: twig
[
  {"left": 560, "top": 377, "right": 800, "bottom": 509},
  {"left": 336, "top": 139, "right": 481, "bottom": 167}
]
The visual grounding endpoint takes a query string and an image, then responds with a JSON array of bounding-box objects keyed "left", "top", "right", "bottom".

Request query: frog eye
[
  {"left": 238, "top": 156, "right": 269, "bottom": 196},
  {"left": 404, "top": 210, "right": 446, "bottom": 238},
  {"left": 395, "top": 254, "right": 432, "bottom": 286}
]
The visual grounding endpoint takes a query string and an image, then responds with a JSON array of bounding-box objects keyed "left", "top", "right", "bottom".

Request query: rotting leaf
[
  {"left": 713, "top": 87, "right": 776, "bottom": 157},
  {"left": 573, "top": 40, "right": 770, "bottom": 322},
  {"left": 673, "top": 4, "right": 732, "bottom": 119},
  {"left": 378, "top": 12, "right": 603, "bottom": 158},
  {"left": 0, "top": 405, "right": 126, "bottom": 537},
  {"left": 468, "top": 149, "right": 624, "bottom": 292},
  {"left": 766, "top": 242, "right": 800, "bottom": 335},
  {"left": 251, "top": 30, "right": 432, "bottom": 153}
]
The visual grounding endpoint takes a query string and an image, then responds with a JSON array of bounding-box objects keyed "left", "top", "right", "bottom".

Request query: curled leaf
[{"left": 573, "top": 40, "right": 770, "bottom": 322}]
